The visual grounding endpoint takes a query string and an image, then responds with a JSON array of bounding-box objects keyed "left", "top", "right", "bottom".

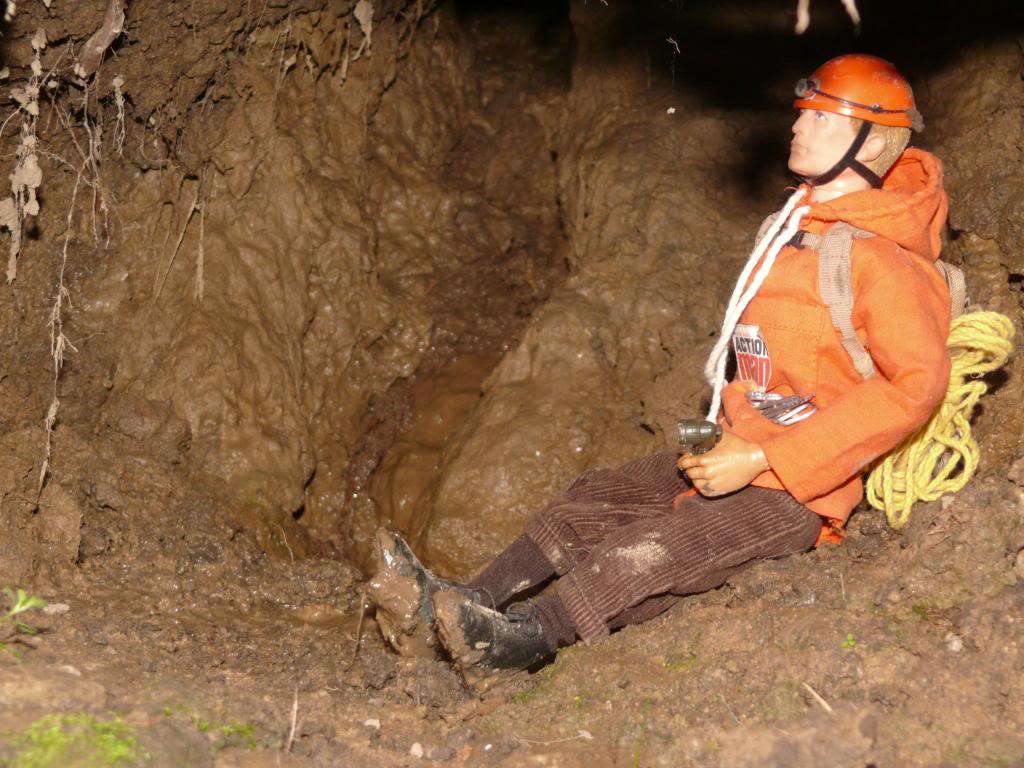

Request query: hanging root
[
  {"left": 73, "top": 0, "right": 126, "bottom": 81},
  {"left": 154, "top": 165, "right": 209, "bottom": 303},
  {"left": 33, "top": 76, "right": 116, "bottom": 498},
  {"left": 195, "top": 189, "right": 207, "bottom": 303},
  {"left": 344, "top": 588, "right": 370, "bottom": 673},
  {"left": 3, "top": 28, "right": 48, "bottom": 284},
  {"left": 112, "top": 75, "right": 126, "bottom": 156},
  {"left": 37, "top": 167, "right": 84, "bottom": 500}
]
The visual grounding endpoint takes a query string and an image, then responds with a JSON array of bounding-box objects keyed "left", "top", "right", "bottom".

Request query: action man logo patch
[{"left": 732, "top": 323, "right": 772, "bottom": 389}]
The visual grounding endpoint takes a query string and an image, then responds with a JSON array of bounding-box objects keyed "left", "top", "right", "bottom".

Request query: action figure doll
[{"left": 368, "top": 54, "right": 953, "bottom": 675}]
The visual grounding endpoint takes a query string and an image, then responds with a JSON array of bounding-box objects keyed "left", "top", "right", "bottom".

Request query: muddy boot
[
  {"left": 367, "top": 528, "right": 481, "bottom": 657},
  {"left": 431, "top": 591, "right": 552, "bottom": 674}
]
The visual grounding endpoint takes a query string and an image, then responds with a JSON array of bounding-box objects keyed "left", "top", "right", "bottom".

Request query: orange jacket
[{"left": 721, "top": 149, "right": 952, "bottom": 544}]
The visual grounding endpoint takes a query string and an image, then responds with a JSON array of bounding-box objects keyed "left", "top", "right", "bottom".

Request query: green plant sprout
[
  {"left": 5, "top": 713, "right": 147, "bottom": 767},
  {"left": 194, "top": 717, "right": 257, "bottom": 751},
  {"left": 1, "top": 587, "right": 46, "bottom": 659},
  {"left": 662, "top": 652, "right": 698, "bottom": 671},
  {"left": 841, "top": 632, "right": 857, "bottom": 649},
  {"left": 159, "top": 705, "right": 257, "bottom": 751}
]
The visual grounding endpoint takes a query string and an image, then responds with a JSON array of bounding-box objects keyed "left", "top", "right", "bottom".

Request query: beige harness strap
[
  {"left": 752, "top": 210, "right": 969, "bottom": 386},
  {"left": 804, "top": 223, "right": 878, "bottom": 380},
  {"left": 801, "top": 223, "right": 968, "bottom": 382},
  {"left": 935, "top": 260, "right": 968, "bottom": 319},
  {"left": 755, "top": 212, "right": 781, "bottom": 245}
]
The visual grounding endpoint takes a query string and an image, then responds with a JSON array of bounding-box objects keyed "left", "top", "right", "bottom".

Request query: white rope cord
[{"left": 704, "top": 188, "right": 810, "bottom": 422}]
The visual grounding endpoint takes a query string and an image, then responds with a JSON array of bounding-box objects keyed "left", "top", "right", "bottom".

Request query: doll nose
[{"left": 792, "top": 111, "right": 808, "bottom": 135}]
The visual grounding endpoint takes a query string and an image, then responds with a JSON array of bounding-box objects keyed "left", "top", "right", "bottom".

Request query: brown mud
[{"left": 0, "top": 0, "right": 1023, "bottom": 766}]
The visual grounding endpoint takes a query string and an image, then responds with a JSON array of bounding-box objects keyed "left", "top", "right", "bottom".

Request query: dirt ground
[{"left": 1, "top": 1, "right": 1023, "bottom": 766}]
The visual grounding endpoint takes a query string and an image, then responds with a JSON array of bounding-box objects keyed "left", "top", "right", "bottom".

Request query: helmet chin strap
[{"left": 803, "top": 121, "right": 883, "bottom": 189}]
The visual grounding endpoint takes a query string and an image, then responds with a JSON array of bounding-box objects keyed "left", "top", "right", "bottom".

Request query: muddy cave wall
[
  {"left": 0, "top": 0, "right": 1021, "bottom": 587},
  {"left": 0, "top": 0, "right": 568, "bottom": 584}
]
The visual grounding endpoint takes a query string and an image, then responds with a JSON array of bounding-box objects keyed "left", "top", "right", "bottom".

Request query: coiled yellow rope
[{"left": 866, "top": 310, "right": 1016, "bottom": 528}]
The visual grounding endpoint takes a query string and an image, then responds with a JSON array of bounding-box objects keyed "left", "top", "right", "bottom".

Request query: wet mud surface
[
  {"left": 1, "top": 0, "right": 1023, "bottom": 766},
  {"left": 2, "top": 475, "right": 1022, "bottom": 766}
]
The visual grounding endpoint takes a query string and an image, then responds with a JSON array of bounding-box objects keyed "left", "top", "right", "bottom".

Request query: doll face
[{"left": 788, "top": 108, "right": 859, "bottom": 178}]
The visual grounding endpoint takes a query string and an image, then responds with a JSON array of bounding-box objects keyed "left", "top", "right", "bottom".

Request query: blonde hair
[{"left": 848, "top": 117, "right": 912, "bottom": 176}]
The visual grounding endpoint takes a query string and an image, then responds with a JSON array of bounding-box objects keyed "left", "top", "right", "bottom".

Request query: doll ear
[{"left": 856, "top": 128, "right": 887, "bottom": 165}]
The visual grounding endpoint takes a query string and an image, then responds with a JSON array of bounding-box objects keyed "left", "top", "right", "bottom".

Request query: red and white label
[{"left": 733, "top": 323, "right": 772, "bottom": 389}]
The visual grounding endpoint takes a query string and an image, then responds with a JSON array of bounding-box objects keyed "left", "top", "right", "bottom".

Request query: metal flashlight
[{"left": 677, "top": 419, "right": 722, "bottom": 455}]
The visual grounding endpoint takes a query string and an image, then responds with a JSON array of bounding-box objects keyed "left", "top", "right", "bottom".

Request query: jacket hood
[{"left": 806, "top": 148, "right": 948, "bottom": 263}]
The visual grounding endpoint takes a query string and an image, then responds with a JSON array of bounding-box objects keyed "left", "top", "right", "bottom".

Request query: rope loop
[
  {"left": 866, "top": 310, "right": 1016, "bottom": 528},
  {"left": 704, "top": 188, "right": 809, "bottom": 422}
]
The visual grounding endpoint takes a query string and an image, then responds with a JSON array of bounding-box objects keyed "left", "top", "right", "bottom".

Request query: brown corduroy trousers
[{"left": 524, "top": 452, "right": 822, "bottom": 642}]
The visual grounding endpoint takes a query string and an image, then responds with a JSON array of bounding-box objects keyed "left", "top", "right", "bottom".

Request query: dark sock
[
  {"left": 530, "top": 593, "right": 577, "bottom": 652},
  {"left": 467, "top": 534, "right": 556, "bottom": 608}
]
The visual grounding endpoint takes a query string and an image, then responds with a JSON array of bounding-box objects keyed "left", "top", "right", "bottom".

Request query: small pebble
[
  {"left": 428, "top": 745, "right": 455, "bottom": 762},
  {"left": 945, "top": 632, "right": 963, "bottom": 653},
  {"left": 43, "top": 603, "right": 70, "bottom": 616},
  {"left": 410, "top": 742, "right": 424, "bottom": 758},
  {"left": 362, "top": 718, "right": 380, "bottom": 730}
]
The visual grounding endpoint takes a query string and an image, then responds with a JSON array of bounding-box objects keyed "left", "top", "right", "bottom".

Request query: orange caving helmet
[{"left": 793, "top": 54, "right": 924, "bottom": 132}]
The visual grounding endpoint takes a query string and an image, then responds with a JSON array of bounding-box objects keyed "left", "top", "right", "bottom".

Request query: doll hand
[{"left": 676, "top": 431, "right": 769, "bottom": 497}]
